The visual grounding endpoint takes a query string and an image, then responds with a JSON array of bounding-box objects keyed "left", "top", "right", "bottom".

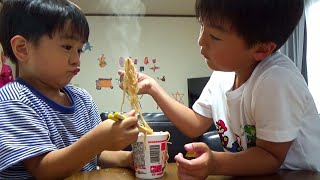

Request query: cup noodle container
[{"left": 132, "top": 132, "right": 169, "bottom": 179}]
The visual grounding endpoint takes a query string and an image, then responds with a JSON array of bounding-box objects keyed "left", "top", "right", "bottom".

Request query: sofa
[{"left": 100, "top": 112, "right": 224, "bottom": 163}]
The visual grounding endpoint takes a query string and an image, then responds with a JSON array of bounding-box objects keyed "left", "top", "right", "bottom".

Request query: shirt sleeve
[
  {"left": 0, "top": 100, "right": 56, "bottom": 171},
  {"left": 79, "top": 87, "right": 101, "bottom": 129},
  {"left": 193, "top": 71, "right": 235, "bottom": 119},
  {"left": 89, "top": 99, "right": 101, "bottom": 129},
  {"left": 251, "top": 67, "right": 309, "bottom": 142}
]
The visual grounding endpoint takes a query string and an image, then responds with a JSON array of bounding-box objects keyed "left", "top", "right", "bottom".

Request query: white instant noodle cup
[{"left": 131, "top": 131, "right": 169, "bottom": 179}]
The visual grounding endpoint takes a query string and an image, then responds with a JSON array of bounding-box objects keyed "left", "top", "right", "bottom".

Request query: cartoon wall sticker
[
  {"left": 172, "top": 91, "right": 184, "bottom": 104},
  {"left": 0, "top": 51, "right": 14, "bottom": 88},
  {"left": 152, "top": 58, "right": 157, "bottom": 64},
  {"left": 98, "top": 54, "right": 107, "bottom": 68},
  {"left": 83, "top": 41, "right": 93, "bottom": 52},
  {"left": 95, "top": 78, "right": 113, "bottom": 90},
  {"left": 157, "top": 76, "right": 166, "bottom": 82},
  {"left": 150, "top": 64, "right": 160, "bottom": 72},
  {"left": 139, "top": 66, "right": 145, "bottom": 72},
  {"left": 144, "top": 57, "right": 149, "bottom": 65},
  {"left": 119, "top": 57, "right": 125, "bottom": 67},
  {"left": 134, "top": 58, "right": 138, "bottom": 65}
]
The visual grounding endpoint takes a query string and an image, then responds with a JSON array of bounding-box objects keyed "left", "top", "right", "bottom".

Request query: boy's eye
[
  {"left": 210, "top": 34, "right": 221, "bottom": 41},
  {"left": 62, "top": 45, "right": 72, "bottom": 50}
]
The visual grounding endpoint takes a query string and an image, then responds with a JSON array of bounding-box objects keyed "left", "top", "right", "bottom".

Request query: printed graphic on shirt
[
  {"left": 216, "top": 120, "right": 243, "bottom": 152},
  {"left": 242, "top": 125, "right": 256, "bottom": 148}
]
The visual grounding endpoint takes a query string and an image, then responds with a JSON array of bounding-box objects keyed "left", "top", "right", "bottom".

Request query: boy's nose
[
  {"left": 198, "top": 26, "right": 205, "bottom": 47},
  {"left": 70, "top": 52, "right": 80, "bottom": 66}
]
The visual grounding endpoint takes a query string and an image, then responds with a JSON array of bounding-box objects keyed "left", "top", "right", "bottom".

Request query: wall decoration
[
  {"left": 98, "top": 54, "right": 107, "bottom": 68},
  {"left": 150, "top": 64, "right": 160, "bottom": 72},
  {"left": 139, "top": 66, "right": 145, "bottom": 72},
  {"left": 157, "top": 76, "right": 166, "bottom": 82},
  {"left": 172, "top": 91, "right": 184, "bottom": 104},
  {"left": 152, "top": 58, "right": 157, "bottom": 64},
  {"left": 144, "top": 57, "right": 149, "bottom": 65},
  {"left": 83, "top": 41, "right": 93, "bottom": 52},
  {"left": 95, "top": 78, "right": 113, "bottom": 90},
  {"left": 115, "top": 78, "right": 121, "bottom": 85},
  {"left": 119, "top": 57, "right": 125, "bottom": 67},
  {"left": 0, "top": 51, "right": 14, "bottom": 88},
  {"left": 134, "top": 58, "right": 138, "bottom": 65}
]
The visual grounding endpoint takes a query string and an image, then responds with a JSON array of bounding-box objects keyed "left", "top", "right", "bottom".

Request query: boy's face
[
  {"left": 198, "top": 20, "right": 258, "bottom": 73},
  {"left": 22, "top": 30, "right": 84, "bottom": 89}
]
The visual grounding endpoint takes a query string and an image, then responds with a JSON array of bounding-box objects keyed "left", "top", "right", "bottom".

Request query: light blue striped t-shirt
[{"left": 0, "top": 78, "right": 101, "bottom": 179}]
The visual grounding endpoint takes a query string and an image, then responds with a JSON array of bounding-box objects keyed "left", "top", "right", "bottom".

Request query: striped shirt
[{"left": 0, "top": 78, "right": 101, "bottom": 179}]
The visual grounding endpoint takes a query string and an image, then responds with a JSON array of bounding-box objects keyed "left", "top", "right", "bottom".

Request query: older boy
[{"left": 119, "top": 0, "right": 320, "bottom": 179}]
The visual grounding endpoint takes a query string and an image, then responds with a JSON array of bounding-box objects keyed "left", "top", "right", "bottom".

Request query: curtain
[{"left": 280, "top": 12, "right": 308, "bottom": 83}]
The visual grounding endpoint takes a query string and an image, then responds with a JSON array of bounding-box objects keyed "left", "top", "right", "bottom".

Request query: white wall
[{"left": 72, "top": 16, "right": 212, "bottom": 113}]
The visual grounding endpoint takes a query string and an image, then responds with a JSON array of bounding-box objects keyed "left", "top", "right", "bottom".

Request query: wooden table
[{"left": 66, "top": 163, "right": 320, "bottom": 180}]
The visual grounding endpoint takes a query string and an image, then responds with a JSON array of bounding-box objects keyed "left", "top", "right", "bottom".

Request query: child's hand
[
  {"left": 174, "top": 142, "right": 214, "bottom": 180},
  {"left": 118, "top": 151, "right": 135, "bottom": 169},
  {"left": 118, "top": 70, "right": 157, "bottom": 95},
  {"left": 95, "top": 110, "right": 139, "bottom": 151}
]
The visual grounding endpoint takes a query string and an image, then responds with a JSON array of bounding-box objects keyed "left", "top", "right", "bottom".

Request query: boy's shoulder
[
  {"left": 0, "top": 81, "right": 26, "bottom": 101},
  {"left": 252, "top": 52, "right": 303, "bottom": 82},
  {"left": 65, "top": 84, "right": 93, "bottom": 100}
]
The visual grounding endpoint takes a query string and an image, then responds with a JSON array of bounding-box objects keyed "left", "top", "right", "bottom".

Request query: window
[{"left": 306, "top": 0, "right": 320, "bottom": 111}]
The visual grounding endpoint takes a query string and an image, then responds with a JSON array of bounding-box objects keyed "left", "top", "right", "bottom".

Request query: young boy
[
  {"left": 119, "top": 0, "right": 320, "bottom": 179},
  {"left": 0, "top": 0, "right": 139, "bottom": 179}
]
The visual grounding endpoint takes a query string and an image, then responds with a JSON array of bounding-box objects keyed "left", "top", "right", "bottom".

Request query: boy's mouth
[{"left": 72, "top": 68, "right": 80, "bottom": 75}]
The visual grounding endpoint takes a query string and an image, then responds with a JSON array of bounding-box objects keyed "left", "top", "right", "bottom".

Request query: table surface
[{"left": 66, "top": 163, "right": 320, "bottom": 180}]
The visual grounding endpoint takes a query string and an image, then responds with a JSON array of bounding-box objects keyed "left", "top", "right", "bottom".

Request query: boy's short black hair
[
  {"left": 195, "top": 0, "right": 304, "bottom": 52},
  {"left": 0, "top": 0, "right": 89, "bottom": 63}
]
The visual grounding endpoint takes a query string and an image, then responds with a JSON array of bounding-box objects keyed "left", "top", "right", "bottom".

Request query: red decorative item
[
  {"left": 144, "top": 57, "right": 149, "bottom": 65},
  {"left": 0, "top": 51, "right": 14, "bottom": 88}
]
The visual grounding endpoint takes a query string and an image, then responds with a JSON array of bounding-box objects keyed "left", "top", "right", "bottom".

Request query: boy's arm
[
  {"left": 97, "top": 150, "right": 133, "bottom": 168},
  {"left": 211, "top": 138, "right": 293, "bottom": 176},
  {"left": 22, "top": 116, "right": 139, "bottom": 180},
  {"left": 22, "top": 129, "right": 103, "bottom": 179},
  {"left": 143, "top": 75, "right": 213, "bottom": 138},
  {"left": 119, "top": 70, "right": 213, "bottom": 138}
]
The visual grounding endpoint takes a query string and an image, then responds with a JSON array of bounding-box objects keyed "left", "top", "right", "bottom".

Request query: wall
[{"left": 72, "top": 16, "right": 212, "bottom": 113}]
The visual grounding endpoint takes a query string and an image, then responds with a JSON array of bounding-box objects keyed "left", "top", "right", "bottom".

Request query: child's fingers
[
  {"left": 121, "top": 116, "right": 139, "bottom": 128},
  {"left": 125, "top": 110, "right": 136, "bottom": 117},
  {"left": 184, "top": 142, "right": 209, "bottom": 154}
]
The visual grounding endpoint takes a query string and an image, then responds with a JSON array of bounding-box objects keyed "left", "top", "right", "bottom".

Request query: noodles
[{"left": 121, "top": 58, "right": 153, "bottom": 134}]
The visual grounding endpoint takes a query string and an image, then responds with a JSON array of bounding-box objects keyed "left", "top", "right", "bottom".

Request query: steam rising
[{"left": 102, "top": 0, "right": 146, "bottom": 57}]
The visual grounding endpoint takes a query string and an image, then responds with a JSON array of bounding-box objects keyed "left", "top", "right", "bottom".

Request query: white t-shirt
[{"left": 193, "top": 52, "right": 320, "bottom": 171}]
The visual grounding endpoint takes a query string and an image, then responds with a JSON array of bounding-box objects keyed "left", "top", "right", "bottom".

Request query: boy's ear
[
  {"left": 10, "top": 35, "right": 30, "bottom": 62},
  {"left": 252, "top": 42, "right": 277, "bottom": 61}
]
